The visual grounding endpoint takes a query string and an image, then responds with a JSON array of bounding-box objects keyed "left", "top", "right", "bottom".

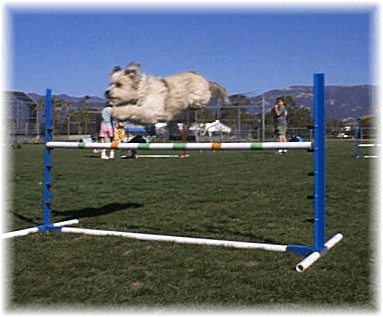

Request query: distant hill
[
  {"left": 246, "top": 85, "right": 373, "bottom": 121},
  {"left": 28, "top": 93, "right": 107, "bottom": 112},
  {"left": 27, "top": 84, "right": 374, "bottom": 121}
]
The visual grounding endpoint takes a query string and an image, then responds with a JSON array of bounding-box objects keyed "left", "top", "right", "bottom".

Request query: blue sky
[{"left": 5, "top": 4, "right": 377, "bottom": 98}]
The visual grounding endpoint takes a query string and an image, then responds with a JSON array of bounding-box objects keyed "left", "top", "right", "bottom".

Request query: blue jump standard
[{"left": 43, "top": 89, "right": 53, "bottom": 231}]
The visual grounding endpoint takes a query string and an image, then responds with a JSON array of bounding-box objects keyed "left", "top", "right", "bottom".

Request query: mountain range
[
  {"left": 28, "top": 84, "right": 375, "bottom": 122},
  {"left": 247, "top": 85, "right": 374, "bottom": 121}
]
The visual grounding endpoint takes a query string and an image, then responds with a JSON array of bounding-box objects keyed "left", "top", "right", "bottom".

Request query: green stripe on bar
[
  {"left": 138, "top": 143, "right": 150, "bottom": 149},
  {"left": 251, "top": 143, "right": 263, "bottom": 149},
  {"left": 173, "top": 143, "right": 187, "bottom": 150},
  {"left": 78, "top": 143, "right": 86, "bottom": 148}
]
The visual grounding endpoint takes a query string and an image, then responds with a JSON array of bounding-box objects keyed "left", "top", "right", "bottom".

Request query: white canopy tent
[{"left": 203, "top": 120, "right": 232, "bottom": 137}]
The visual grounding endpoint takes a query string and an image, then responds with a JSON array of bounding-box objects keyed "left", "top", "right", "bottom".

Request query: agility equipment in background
[
  {"left": 4, "top": 74, "right": 342, "bottom": 272},
  {"left": 355, "top": 125, "right": 381, "bottom": 159}
]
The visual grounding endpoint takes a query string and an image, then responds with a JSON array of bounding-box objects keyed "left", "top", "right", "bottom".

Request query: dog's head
[{"left": 105, "top": 66, "right": 139, "bottom": 106}]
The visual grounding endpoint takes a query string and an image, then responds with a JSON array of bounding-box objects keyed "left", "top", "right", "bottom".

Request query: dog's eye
[{"left": 116, "top": 82, "right": 122, "bottom": 88}]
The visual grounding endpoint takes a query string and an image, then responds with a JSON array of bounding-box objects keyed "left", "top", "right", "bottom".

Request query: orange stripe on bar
[
  {"left": 212, "top": 143, "right": 222, "bottom": 150},
  {"left": 111, "top": 141, "right": 119, "bottom": 149}
]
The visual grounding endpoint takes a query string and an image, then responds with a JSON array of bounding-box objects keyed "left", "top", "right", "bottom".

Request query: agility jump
[
  {"left": 4, "top": 74, "right": 343, "bottom": 273},
  {"left": 355, "top": 125, "right": 381, "bottom": 158}
]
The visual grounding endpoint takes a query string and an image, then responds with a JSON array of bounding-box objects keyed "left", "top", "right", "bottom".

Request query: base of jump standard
[{"left": 3, "top": 220, "right": 343, "bottom": 273}]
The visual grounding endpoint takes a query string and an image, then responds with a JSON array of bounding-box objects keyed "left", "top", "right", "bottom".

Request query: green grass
[{"left": 6, "top": 141, "right": 376, "bottom": 311}]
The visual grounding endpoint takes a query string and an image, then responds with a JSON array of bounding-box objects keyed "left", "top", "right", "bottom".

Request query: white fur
[{"left": 105, "top": 67, "right": 228, "bottom": 125}]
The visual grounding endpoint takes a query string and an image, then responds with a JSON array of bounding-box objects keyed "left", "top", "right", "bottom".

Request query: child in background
[
  {"left": 111, "top": 121, "right": 126, "bottom": 159},
  {"left": 99, "top": 106, "right": 114, "bottom": 159}
]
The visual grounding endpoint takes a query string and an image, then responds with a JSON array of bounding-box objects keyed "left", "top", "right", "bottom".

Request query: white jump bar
[{"left": 46, "top": 141, "right": 313, "bottom": 151}]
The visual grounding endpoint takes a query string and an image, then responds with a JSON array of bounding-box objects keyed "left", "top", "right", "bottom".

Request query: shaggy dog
[{"left": 105, "top": 63, "right": 230, "bottom": 125}]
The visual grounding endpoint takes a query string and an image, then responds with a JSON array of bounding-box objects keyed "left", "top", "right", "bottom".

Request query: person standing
[
  {"left": 99, "top": 106, "right": 114, "bottom": 159},
  {"left": 273, "top": 97, "right": 288, "bottom": 153}
]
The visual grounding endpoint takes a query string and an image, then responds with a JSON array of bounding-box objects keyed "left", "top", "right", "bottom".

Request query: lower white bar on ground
[{"left": 61, "top": 227, "right": 288, "bottom": 252}]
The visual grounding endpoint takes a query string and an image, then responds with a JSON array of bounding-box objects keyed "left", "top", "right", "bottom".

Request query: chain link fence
[{"left": 7, "top": 114, "right": 378, "bottom": 144}]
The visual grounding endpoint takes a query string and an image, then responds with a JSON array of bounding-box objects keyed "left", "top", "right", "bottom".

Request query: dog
[
  {"left": 121, "top": 135, "right": 148, "bottom": 159},
  {"left": 105, "top": 63, "right": 230, "bottom": 125}
]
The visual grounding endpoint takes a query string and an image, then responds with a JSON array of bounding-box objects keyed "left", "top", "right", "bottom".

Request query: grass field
[{"left": 5, "top": 141, "right": 377, "bottom": 311}]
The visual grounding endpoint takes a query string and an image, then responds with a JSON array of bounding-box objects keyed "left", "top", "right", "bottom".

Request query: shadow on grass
[
  {"left": 10, "top": 211, "right": 42, "bottom": 226},
  {"left": 52, "top": 202, "right": 143, "bottom": 221},
  {"left": 201, "top": 224, "right": 282, "bottom": 245}
]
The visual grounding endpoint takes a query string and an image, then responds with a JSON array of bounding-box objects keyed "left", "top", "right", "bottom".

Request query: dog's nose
[{"left": 104, "top": 90, "right": 110, "bottom": 98}]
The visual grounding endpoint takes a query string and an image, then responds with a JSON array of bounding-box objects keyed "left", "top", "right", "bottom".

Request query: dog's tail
[{"left": 209, "top": 81, "right": 231, "bottom": 105}]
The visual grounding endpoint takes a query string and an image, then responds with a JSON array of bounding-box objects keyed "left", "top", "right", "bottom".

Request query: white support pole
[
  {"left": 2, "top": 219, "right": 79, "bottom": 239},
  {"left": 295, "top": 233, "right": 343, "bottom": 272},
  {"left": 61, "top": 227, "right": 288, "bottom": 252},
  {"left": 51, "top": 219, "right": 80, "bottom": 227},
  {"left": 2, "top": 227, "right": 39, "bottom": 239}
]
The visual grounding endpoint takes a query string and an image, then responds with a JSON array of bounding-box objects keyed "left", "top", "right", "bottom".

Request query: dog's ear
[
  {"left": 125, "top": 61, "right": 141, "bottom": 74},
  {"left": 111, "top": 66, "right": 121, "bottom": 74}
]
